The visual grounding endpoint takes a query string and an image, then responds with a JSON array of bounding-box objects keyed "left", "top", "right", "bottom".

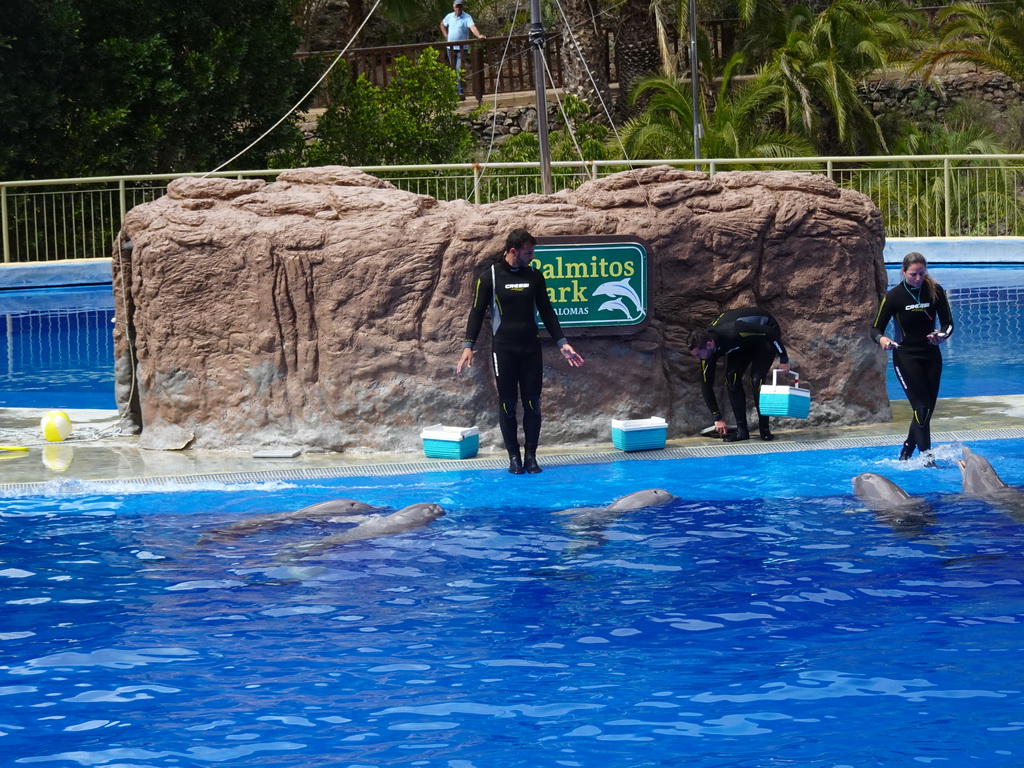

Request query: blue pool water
[
  {"left": 2, "top": 442, "right": 1023, "bottom": 767},
  {"left": 0, "top": 286, "right": 115, "bottom": 410}
]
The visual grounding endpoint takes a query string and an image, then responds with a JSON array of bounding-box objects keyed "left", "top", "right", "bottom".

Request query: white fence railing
[{"left": 3, "top": 155, "right": 1024, "bottom": 264}]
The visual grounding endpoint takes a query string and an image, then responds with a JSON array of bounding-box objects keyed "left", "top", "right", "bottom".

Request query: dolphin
[
  {"left": 593, "top": 278, "right": 643, "bottom": 314},
  {"left": 608, "top": 488, "right": 676, "bottom": 511},
  {"left": 200, "top": 498, "right": 379, "bottom": 543},
  {"left": 598, "top": 298, "right": 632, "bottom": 319},
  {"left": 851, "top": 472, "right": 935, "bottom": 528},
  {"left": 958, "top": 446, "right": 1015, "bottom": 494},
  {"left": 556, "top": 488, "right": 675, "bottom": 533},
  {"left": 286, "top": 503, "right": 447, "bottom": 555},
  {"left": 957, "top": 446, "right": 1024, "bottom": 520}
]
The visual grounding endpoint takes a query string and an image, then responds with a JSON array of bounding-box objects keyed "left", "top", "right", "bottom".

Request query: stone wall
[
  {"left": 113, "top": 165, "right": 889, "bottom": 454},
  {"left": 463, "top": 70, "right": 1022, "bottom": 147},
  {"left": 862, "top": 69, "right": 1023, "bottom": 122}
]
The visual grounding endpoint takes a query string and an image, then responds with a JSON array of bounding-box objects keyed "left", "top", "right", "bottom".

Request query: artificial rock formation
[{"left": 113, "top": 165, "right": 889, "bottom": 453}]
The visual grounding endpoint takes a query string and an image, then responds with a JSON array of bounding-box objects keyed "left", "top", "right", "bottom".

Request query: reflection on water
[{"left": 2, "top": 444, "right": 1023, "bottom": 767}]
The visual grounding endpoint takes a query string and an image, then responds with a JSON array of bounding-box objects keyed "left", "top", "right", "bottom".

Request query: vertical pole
[
  {"left": 943, "top": 158, "right": 951, "bottom": 237},
  {"left": 689, "top": 0, "right": 701, "bottom": 170},
  {"left": 529, "top": 0, "right": 552, "bottom": 195},
  {"left": 1, "top": 186, "right": 9, "bottom": 263}
]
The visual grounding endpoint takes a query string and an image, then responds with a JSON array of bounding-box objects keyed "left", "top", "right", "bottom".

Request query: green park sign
[{"left": 533, "top": 235, "right": 651, "bottom": 334}]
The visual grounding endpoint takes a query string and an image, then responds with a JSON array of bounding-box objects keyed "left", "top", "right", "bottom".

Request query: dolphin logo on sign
[{"left": 593, "top": 278, "right": 644, "bottom": 321}]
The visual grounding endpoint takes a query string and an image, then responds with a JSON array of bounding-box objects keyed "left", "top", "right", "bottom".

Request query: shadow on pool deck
[{"left": 3, "top": 395, "right": 1024, "bottom": 488}]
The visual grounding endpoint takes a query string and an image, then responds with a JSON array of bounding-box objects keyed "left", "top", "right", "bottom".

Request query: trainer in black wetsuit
[
  {"left": 871, "top": 252, "right": 954, "bottom": 462},
  {"left": 457, "top": 229, "right": 584, "bottom": 475},
  {"left": 687, "top": 307, "right": 791, "bottom": 442}
]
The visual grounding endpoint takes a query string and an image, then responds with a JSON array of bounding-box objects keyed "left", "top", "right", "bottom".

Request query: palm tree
[
  {"left": 557, "top": 0, "right": 612, "bottom": 117},
  {"left": 749, "top": 0, "right": 922, "bottom": 154},
  {"left": 911, "top": 0, "right": 1024, "bottom": 87},
  {"left": 617, "top": 52, "right": 815, "bottom": 161}
]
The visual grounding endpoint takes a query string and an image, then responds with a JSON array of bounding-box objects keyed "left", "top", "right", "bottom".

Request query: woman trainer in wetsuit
[
  {"left": 871, "top": 252, "right": 955, "bottom": 462},
  {"left": 457, "top": 229, "right": 585, "bottom": 474}
]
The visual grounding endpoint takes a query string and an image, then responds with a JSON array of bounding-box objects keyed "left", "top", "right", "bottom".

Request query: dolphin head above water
[
  {"left": 852, "top": 472, "right": 934, "bottom": 526},
  {"left": 852, "top": 472, "right": 913, "bottom": 505},
  {"left": 958, "top": 446, "right": 1011, "bottom": 494}
]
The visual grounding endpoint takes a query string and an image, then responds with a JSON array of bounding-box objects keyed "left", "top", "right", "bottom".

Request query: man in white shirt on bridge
[{"left": 440, "top": 2, "right": 485, "bottom": 96}]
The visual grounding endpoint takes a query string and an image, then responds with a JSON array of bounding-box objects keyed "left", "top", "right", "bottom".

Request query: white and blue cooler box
[
  {"left": 420, "top": 425, "right": 480, "bottom": 459},
  {"left": 758, "top": 369, "right": 811, "bottom": 419},
  {"left": 611, "top": 417, "right": 668, "bottom": 451}
]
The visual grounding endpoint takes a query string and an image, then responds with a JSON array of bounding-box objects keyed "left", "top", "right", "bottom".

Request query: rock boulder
[{"left": 113, "top": 165, "right": 889, "bottom": 453}]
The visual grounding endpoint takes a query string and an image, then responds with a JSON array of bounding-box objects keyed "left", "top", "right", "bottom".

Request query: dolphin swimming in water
[
  {"left": 851, "top": 472, "right": 934, "bottom": 528},
  {"left": 200, "top": 498, "right": 379, "bottom": 543},
  {"left": 286, "top": 503, "right": 447, "bottom": 555},
  {"left": 957, "top": 446, "right": 1024, "bottom": 520},
  {"left": 607, "top": 488, "right": 676, "bottom": 511},
  {"left": 556, "top": 488, "right": 675, "bottom": 533}
]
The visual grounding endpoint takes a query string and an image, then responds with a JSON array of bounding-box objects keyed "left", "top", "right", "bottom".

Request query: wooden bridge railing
[{"left": 299, "top": 34, "right": 571, "bottom": 106}]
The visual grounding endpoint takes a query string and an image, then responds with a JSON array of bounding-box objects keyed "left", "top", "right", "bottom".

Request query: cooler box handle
[{"left": 770, "top": 368, "right": 800, "bottom": 387}]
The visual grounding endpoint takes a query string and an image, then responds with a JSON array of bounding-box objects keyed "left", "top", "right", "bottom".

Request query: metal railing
[{"left": 3, "top": 154, "right": 1024, "bottom": 264}]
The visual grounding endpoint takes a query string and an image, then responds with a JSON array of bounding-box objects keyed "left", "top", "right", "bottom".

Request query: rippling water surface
[{"left": 2, "top": 442, "right": 1023, "bottom": 767}]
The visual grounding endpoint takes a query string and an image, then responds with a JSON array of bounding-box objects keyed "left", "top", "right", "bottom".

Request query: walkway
[{"left": 3, "top": 395, "right": 1023, "bottom": 491}]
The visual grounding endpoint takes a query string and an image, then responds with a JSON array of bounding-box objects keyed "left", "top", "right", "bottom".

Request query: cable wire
[{"left": 204, "top": 0, "right": 384, "bottom": 176}]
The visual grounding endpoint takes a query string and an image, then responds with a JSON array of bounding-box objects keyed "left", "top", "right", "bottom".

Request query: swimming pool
[
  {"left": 3, "top": 441, "right": 1023, "bottom": 767},
  {"left": 0, "top": 286, "right": 115, "bottom": 410}
]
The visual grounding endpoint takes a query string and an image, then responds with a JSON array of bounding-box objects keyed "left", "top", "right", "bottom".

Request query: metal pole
[
  {"left": 1, "top": 186, "right": 9, "bottom": 263},
  {"left": 529, "top": 0, "right": 552, "bottom": 195},
  {"left": 688, "top": 0, "right": 702, "bottom": 169}
]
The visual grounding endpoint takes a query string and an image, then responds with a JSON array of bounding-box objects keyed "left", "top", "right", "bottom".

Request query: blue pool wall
[
  {"left": 884, "top": 236, "right": 1024, "bottom": 264},
  {"left": 0, "top": 259, "right": 111, "bottom": 289}
]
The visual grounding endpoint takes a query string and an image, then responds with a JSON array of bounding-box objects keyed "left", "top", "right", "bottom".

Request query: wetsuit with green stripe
[
  {"left": 699, "top": 307, "right": 789, "bottom": 434},
  {"left": 871, "top": 280, "right": 954, "bottom": 457},
  {"left": 464, "top": 260, "right": 566, "bottom": 457}
]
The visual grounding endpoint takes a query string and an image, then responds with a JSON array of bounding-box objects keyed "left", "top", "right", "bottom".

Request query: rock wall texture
[{"left": 113, "top": 165, "right": 889, "bottom": 453}]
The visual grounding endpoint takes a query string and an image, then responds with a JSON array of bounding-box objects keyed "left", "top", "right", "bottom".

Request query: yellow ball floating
[{"left": 41, "top": 410, "right": 73, "bottom": 442}]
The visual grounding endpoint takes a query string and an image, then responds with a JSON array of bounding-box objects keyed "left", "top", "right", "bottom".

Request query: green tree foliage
[
  {"left": 0, "top": 0, "right": 81, "bottom": 180},
  {"left": 912, "top": 0, "right": 1024, "bottom": 88},
  {"left": 747, "top": 0, "right": 922, "bottom": 154},
  {"left": 618, "top": 53, "right": 815, "bottom": 161},
  {"left": 1, "top": 0, "right": 311, "bottom": 179},
  {"left": 292, "top": 48, "right": 473, "bottom": 166},
  {"left": 488, "top": 94, "right": 612, "bottom": 195},
  {"left": 851, "top": 118, "right": 1023, "bottom": 237}
]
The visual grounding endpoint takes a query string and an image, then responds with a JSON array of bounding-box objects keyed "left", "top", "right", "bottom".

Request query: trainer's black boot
[
  {"left": 508, "top": 452, "right": 525, "bottom": 474},
  {"left": 898, "top": 439, "right": 915, "bottom": 461},
  {"left": 523, "top": 450, "right": 542, "bottom": 474},
  {"left": 724, "top": 428, "right": 750, "bottom": 443},
  {"left": 758, "top": 415, "right": 774, "bottom": 441}
]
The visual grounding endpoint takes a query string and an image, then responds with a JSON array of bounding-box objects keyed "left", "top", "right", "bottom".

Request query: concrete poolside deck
[{"left": 3, "top": 395, "right": 1023, "bottom": 490}]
